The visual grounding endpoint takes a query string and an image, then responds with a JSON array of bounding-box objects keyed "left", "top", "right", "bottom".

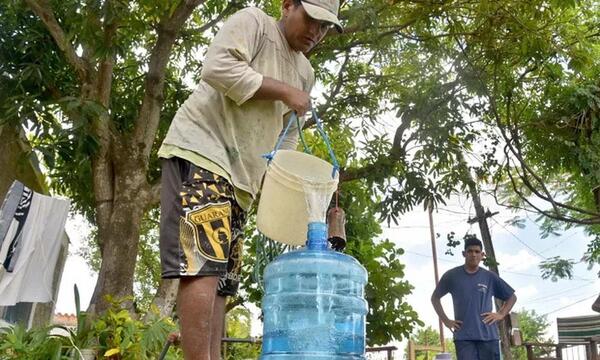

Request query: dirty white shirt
[{"left": 160, "top": 7, "right": 315, "bottom": 199}]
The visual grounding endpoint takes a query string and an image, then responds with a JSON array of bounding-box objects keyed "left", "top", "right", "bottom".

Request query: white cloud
[
  {"left": 496, "top": 249, "right": 541, "bottom": 272},
  {"left": 514, "top": 284, "right": 539, "bottom": 301}
]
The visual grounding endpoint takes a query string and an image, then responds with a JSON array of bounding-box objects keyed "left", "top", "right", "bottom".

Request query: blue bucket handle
[{"left": 262, "top": 109, "right": 340, "bottom": 178}]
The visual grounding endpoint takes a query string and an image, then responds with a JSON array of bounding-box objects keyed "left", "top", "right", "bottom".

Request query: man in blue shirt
[{"left": 431, "top": 237, "right": 517, "bottom": 359}]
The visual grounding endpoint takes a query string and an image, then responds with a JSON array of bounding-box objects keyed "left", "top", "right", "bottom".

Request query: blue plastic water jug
[{"left": 260, "top": 222, "right": 368, "bottom": 359}]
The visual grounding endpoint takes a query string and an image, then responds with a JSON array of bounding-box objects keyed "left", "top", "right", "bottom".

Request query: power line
[
  {"left": 538, "top": 231, "right": 580, "bottom": 254},
  {"left": 526, "top": 283, "right": 596, "bottom": 303},
  {"left": 406, "top": 249, "right": 597, "bottom": 308},
  {"left": 490, "top": 217, "right": 593, "bottom": 282},
  {"left": 384, "top": 218, "right": 466, "bottom": 229},
  {"left": 403, "top": 249, "right": 594, "bottom": 281},
  {"left": 437, "top": 208, "right": 470, "bottom": 216},
  {"left": 490, "top": 217, "right": 546, "bottom": 258},
  {"left": 542, "top": 293, "right": 599, "bottom": 316}
]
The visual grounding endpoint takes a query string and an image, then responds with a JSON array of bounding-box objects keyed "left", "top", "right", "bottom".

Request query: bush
[
  {"left": 0, "top": 324, "right": 66, "bottom": 360},
  {"left": 0, "top": 298, "right": 181, "bottom": 360}
]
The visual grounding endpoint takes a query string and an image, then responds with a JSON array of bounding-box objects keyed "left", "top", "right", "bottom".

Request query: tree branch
[
  {"left": 339, "top": 77, "right": 462, "bottom": 183},
  {"left": 132, "top": 0, "right": 207, "bottom": 160},
  {"left": 96, "top": 0, "right": 119, "bottom": 107},
  {"left": 333, "top": 21, "right": 418, "bottom": 53},
  {"left": 498, "top": 108, "right": 600, "bottom": 218},
  {"left": 133, "top": 1, "right": 242, "bottom": 162},
  {"left": 455, "top": 35, "right": 600, "bottom": 224},
  {"left": 502, "top": 154, "right": 600, "bottom": 225},
  {"left": 24, "top": 0, "right": 89, "bottom": 84},
  {"left": 340, "top": 120, "right": 408, "bottom": 182}
]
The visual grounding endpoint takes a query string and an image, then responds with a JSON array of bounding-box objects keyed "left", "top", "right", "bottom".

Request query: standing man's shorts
[
  {"left": 159, "top": 157, "right": 247, "bottom": 296},
  {"left": 454, "top": 340, "right": 500, "bottom": 360}
]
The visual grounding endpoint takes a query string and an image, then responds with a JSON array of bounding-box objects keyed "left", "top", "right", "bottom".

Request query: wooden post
[
  {"left": 458, "top": 157, "right": 513, "bottom": 360},
  {"left": 525, "top": 344, "right": 534, "bottom": 360},
  {"left": 556, "top": 344, "right": 563, "bottom": 360},
  {"left": 590, "top": 338, "right": 599, "bottom": 360},
  {"left": 428, "top": 200, "right": 446, "bottom": 352}
]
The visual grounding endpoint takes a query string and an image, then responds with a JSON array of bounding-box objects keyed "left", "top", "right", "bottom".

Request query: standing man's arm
[
  {"left": 481, "top": 293, "right": 517, "bottom": 325},
  {"left": 431, "top": 293, "right": 463, "bottom": 332},
  {"left": 201, "top": 10, "right": 311, "bottom": 115},
  {"left": 252, "top": 78, "right": 311, "bottom": 116}
]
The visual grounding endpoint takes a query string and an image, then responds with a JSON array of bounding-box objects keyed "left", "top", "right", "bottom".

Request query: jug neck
[{"left": 307, "top": 222, "right": 328, "bottom": 250}]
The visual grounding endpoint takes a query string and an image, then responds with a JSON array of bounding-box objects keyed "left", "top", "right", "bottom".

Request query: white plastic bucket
[
  {"left": 434, "top": 353, "right": 452, "bottom": 360},
  {"left": 257, "top": 150, "right": 338, "bottom": 246}
]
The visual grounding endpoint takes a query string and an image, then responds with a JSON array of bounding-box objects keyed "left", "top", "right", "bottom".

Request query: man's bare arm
[
  {"left": 431, "top": 293, "right": 463, "bottom": 332},
  {"left": 252, "top": 77, "right": 311, "bottom": 115},
  {"left": 481, "top": 293, "right": 517, "bottom": 325}
]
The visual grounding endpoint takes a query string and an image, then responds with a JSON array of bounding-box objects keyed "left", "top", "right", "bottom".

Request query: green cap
[{"left": 301, "top": 0, "right": 343, "bottom": 33}]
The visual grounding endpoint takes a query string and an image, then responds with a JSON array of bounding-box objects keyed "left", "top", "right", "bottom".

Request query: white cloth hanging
[{"left": 0, "top": 181, "right": 70, "bottom": 306}]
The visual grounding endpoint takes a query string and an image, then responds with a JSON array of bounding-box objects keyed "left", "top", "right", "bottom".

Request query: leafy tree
[
  {"left": 404, "top": 326, "right": 456, "bottom": 360},
  {"left": 223, "top": 307, "right": 261, "bottom": 360},
  {"left": 1, "top": 0, "right": 434, "bottom": 342},
  {"left": 438, "top": 0, "right": 600, "bottom": 276},
  {"left": 511, "top": 309, "right": 551, "bottom": 360}
]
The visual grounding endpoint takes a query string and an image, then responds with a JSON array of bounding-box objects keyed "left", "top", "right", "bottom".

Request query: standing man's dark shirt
[{"left": 433, "top": 265, "right": 514, "bottom": 341}]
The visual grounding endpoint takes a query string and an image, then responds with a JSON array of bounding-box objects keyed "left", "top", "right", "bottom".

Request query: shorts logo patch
[{"left": 184, "top": 201, "right": 232, "bottom": 263}]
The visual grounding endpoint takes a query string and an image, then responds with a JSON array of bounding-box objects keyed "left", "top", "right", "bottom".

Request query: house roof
[{"left": 53, "top": 312, "right": 77, "bottom": 327}]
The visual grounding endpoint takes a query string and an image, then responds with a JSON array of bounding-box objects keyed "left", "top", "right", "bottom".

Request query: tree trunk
[
  {"left": 89, "top": 159, "right": 150, "bottom": 314},
  {"left": 89, "top": 202, "right": 144, "bottom": 313},
  {"left": 149, "top": 278, "right": 179, "bottom": 319},
  {"left": 459, "top": 158, "right": 513, "bottom": 360}
]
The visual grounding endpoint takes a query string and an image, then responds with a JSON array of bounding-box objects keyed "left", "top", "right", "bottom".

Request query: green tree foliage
[
  {"left": 223, "top": 307, "right": 261, "bottom": 360},
  {"left": 0, "top": 324, "right": 65, "bottom": 360},
  {"left": 404, "top": 326, "right": 456, "bottom": 360},
  {"left": 511, "top": 309, "right": 551, "bottom": 360},
  {"left": 1, "top": 0, "right": 431, "bottom": 342},
  {"left": 435, "top": 0, "right": 600, "bottom": 276}
]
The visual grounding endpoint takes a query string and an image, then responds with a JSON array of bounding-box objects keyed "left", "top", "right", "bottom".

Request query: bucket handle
[{"left": 262, "top": 110, "right": 340, "bottom": 178}]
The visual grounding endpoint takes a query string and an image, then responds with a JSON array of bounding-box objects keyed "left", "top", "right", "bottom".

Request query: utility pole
[
  {"left": 428, "top": 200, "right": 446, "bottom": 352},
  {"left": 458, "top": 158, "right": 513, "bottom": 360}
]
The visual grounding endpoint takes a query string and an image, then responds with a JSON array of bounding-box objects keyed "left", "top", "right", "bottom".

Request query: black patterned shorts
[{"left": 159, "top": 157, "right": 247, "bottom": 296}]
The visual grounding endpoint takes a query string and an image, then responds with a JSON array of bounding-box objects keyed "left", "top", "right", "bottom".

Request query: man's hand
[
  {"left": 282, "top": 86, "right": 311, "bottom": 116},
  {"left": 481, "top": 312, "right": 505, "bottom": 325},
  {"left": 328, "top": 236, "right": 346, "bottom": 251},
  {"left": 442, "top": 318, "right": 463, "bottom": 332},
  {"left": 253, "top": 77, "right": 311, "bottom": 116},
  {"left": 167, "top": 332, "right": 181, "bottom": 346}
]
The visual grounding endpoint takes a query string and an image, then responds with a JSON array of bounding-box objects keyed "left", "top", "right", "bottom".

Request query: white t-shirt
[{"left": 0, "top": 182, "right": 70, "bottom": 306}]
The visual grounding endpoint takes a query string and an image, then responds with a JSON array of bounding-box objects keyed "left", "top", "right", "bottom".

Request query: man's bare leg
[
  {"left": 211, "top": 295, "right": 227, "bottom": 359},
  {"left": 177, "top": 276, "right": 219, "bottom": 360}
]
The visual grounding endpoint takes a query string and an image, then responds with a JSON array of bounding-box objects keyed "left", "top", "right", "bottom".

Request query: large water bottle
[{"left": 261, "top": 222, "right": 368, "bottom": 359}]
